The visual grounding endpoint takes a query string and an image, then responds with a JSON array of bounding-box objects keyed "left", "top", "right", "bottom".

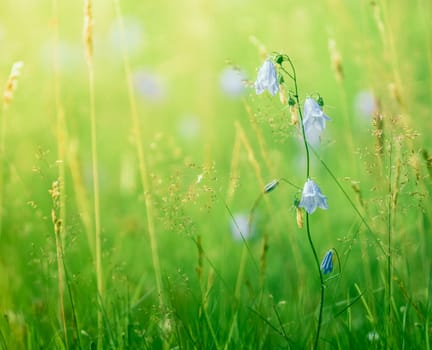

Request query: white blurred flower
[
  {"left": 220, "top": 67, "right": 246, "bottom": 98},
  {"left": 254, "top": 59, "right": 279, "bottom": 96},
  {"left": 177, "top": 115, "right": 201, "bottom": 141},
  {"left": 299, "top": 179, "right": 328, "bottom": 215},
  {"left": 303, "top": 97, "right": 331, "bottom": 143},
  {"left": 354, "top": 90, "right": 377, "bottom": 120},
  {"left": 110, "top": 17, "right": 145, "bottom": 55},
  {"left": 133, "top": 70, "right": 165, "bottom": 102},
  {"left": 230, "top": 213, "right": 255, "bottom": 241}
]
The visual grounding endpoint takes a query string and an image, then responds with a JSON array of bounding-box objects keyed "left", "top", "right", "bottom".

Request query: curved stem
[
  {"left": 306, "top": 214, "right": 325, "bottom": 350},
  {"left": 281, "top": 59, "right": 310, "bottom": 178},
  {"left": 281, "top": 55, "right": 324, "bottom": 348}
]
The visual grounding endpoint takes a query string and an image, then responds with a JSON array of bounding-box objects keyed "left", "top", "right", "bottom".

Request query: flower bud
[
  {"left": 296, "top": 207, "right": 303, "bottom": 229},
  {"left": 290, "top": 105, "right": 299, "bottom": 126},
  {"left": 264, "top": 179, "right": 279, "bottom": 193}
]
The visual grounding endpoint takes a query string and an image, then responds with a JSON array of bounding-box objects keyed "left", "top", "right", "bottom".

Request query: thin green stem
[
  {"left": 280, "top": 59, "right": 310, "bottom": 178},
  {"left": 83, "top": 0, "right": 103, "bottom": 342},
  {"left": 306, "top": 214, "right": 325, "bottom": 350},
  {"left": 280, "top": 55, "right": 323, "bottom": 349},
  {"left": 0, "top": 105, "right": 6, "bottom": 239},
  {"left": 308, "top": 145, "right": 387, "bottom": 256},
  {"left": 386, "top": 138, "right": 393, "bottom": 349},
  {"left": 87, "top": 62, "right": 103, "bottom": 348},
  {"left": 113, "top": 0, "right": 164, "bottom": 309},
  {"left": 51, "top": 0, "right": 69, "bottom": 346}
]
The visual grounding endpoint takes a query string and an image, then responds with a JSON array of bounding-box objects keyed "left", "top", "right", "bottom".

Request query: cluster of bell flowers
[{"left": 255, "top": 58, "right": 334, "bottom": 275}]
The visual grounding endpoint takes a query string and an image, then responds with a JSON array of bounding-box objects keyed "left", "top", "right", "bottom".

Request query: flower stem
[
  {"left": 281, "top": 55, "right": 324, "bottom": 348},
  {"left": 280, "top": 57, "right": 310, "bottom": 178},
  {"left": 306, "top": 214, "right": 325, "bottom": 350}
]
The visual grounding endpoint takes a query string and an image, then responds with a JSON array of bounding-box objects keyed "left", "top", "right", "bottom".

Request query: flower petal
[{"left": 255, "top": 59, "right": 279, "bottom": 96}]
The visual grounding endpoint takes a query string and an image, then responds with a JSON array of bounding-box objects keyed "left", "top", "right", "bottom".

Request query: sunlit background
[{"left": 0, "top": 0, "right": 431, "bottom": 348}]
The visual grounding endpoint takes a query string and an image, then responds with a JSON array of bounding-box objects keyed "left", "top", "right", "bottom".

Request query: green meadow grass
[{"left": 0, "top": 0, "right": 431, "bottom": 349}]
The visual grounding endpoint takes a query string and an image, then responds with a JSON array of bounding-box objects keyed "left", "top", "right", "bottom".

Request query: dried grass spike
[
  {"left": 3, "top": 61, "right": 24, "bottom": 108},
  {"left": 83, "top": 0, "right": 93, "bottom": 62}
]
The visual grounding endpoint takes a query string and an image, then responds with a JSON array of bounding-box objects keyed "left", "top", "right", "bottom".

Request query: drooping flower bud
[{"left": 320, "top": 249, "right": 334, "bottom": 274}]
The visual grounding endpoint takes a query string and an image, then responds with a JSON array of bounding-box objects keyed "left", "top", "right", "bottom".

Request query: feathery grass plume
[
  {"left": 226, "top": 130, "right": 241, "bottom": 205},
  {"left": 350, "top": 180, "right": 365, "bottom": 208},
  {"left": 421, "top": 149, "right": 432, "bottom": 179},
  {"left": 372, "top": 1, "right": 385, "bottom": 43},
  {"left": 372, "top": 111, "right": 384, "bottom": 155},
  {"left": 388, "top": 82, "right": 403, "bottom": 106},
  {"left": 83, "top": 0, "right": 93, "bottom": 62},
  {"left": 195, "top": 234, "right": 203, "bottom": 281},
  {"left": 328, "top": 39, "right": 343, "bottom": 81},
  {"left": 49, "top": 180, "right": 68, "bottom": 348},
  {"left": 0, "top": 61, "right": 23, "bottom": 237},
  {"left": 242, "top": 99, "right": 274, "bottom": 174},
  {"left": 3, "top": 61, "right": 23, "bottom": 108}
]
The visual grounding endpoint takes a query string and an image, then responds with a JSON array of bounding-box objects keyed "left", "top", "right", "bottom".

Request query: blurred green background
[{"left": 0, "top": 0, "right": 431, "bottom": 348}]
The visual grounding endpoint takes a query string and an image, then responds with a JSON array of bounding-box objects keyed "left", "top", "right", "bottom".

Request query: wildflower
[
  {"left": 254, "top": 59, "right": 279, "bottom": 96},
  {"left": 220, "top": 67, "right": 246, "bottom": 98},
  {"left": 133, "top": 70, "right": 165, "bottom": 102},
  {"left": 298, "top": 179, "right": 328, "bottom": 214},
  {"left": 320, "top": 249, "right": 334, "bottom": 274},
  {"left": 230, "top": 213, "right": 255, "bottom": 241},
  {"left": 302, "top": 97, "right": 331, "bottom": 142},
  {"left": 354, "top": 90, "right": 377, "bottom": 121},
  {"left": 264, "top": 179, "right": 279, "bottom": 193},
  {"left": 177, "top": 115, "right": 201, "bottom": 140}
]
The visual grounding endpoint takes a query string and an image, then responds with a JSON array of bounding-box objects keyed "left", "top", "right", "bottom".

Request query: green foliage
[{"left": 0, "top": 0, "right": 431, "bottom": 349}]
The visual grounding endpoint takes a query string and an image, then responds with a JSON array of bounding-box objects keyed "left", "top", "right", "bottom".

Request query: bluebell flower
[
  {"left": 255, "top": 59, "right": 279, "bottom": 96},
  {"left": 298, "top": 179, "right": 328, "bottom": 214},
  {"left": 303, "top": 97, "right": 331, "bottom": 142},
  {"left": 320, "top": 249, "right": 334, "bottom": 274}
]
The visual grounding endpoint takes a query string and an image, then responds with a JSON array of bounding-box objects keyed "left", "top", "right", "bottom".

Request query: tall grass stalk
[
  {"left": 113, "top": 0, "right": 164, "bottom": 308},
  {"left": 0, "top": 99, "right": 8, "bottom": 239},
  {"left": 51, "top": 0, "right": 69, "bottom": 346},
  {"left": 49, "top": 181, "right": 68, "bottom": 349},
  {"left": 83, "top": 0, "right": 103, "bottom": 346},
  {"left": 0, "top": 61, "right": 23, "bottom": 238}
]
